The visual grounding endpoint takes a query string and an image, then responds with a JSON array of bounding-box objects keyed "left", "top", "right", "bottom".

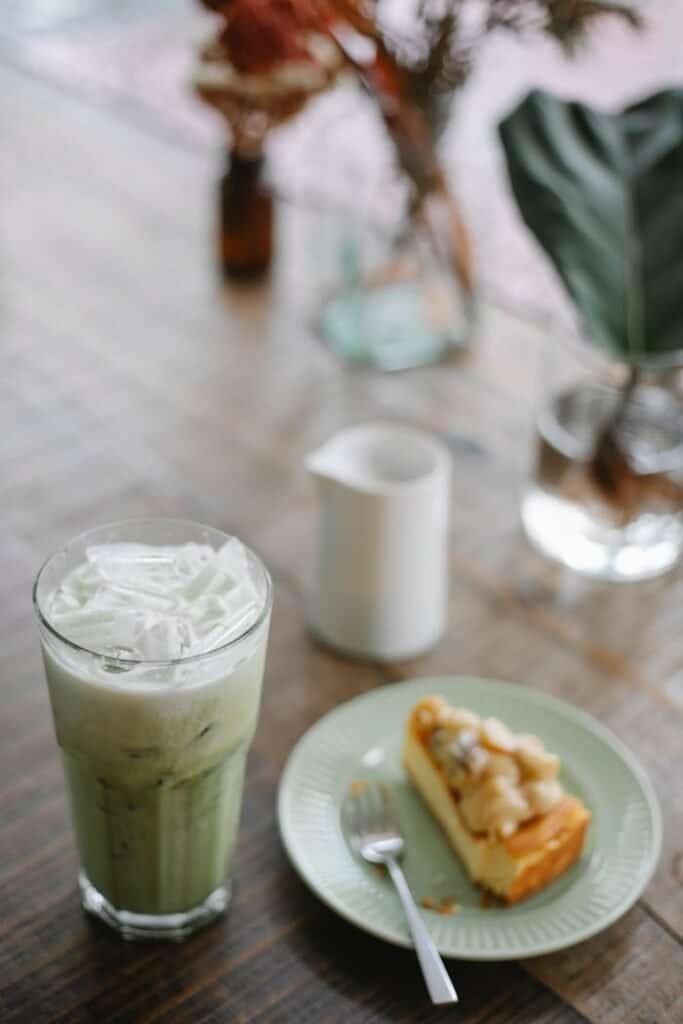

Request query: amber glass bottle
[{"left": 218, "top": 149, "right": 273, "bottom": 279}]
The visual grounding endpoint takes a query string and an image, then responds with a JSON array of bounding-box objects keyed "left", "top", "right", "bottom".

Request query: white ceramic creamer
[{"left": 306, "top": 422, "right": 452, "bottom": 660}]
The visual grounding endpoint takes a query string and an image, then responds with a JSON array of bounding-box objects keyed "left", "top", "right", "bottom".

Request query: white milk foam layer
[{"left": 46, "top": 540, "right": 265, "bottom": 663}]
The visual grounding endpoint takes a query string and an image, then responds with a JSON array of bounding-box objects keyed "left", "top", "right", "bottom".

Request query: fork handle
[{"left": 386, "top": 858, "right": 458, "bottom": 1005}]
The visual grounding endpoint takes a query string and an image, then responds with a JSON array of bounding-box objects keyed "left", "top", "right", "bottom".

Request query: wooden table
[{"left": 1, "top": 6, "right": 682, "bottom": 1022}]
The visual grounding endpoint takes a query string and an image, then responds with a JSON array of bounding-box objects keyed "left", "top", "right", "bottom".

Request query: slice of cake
[{"left": 404, "top": 696, "right": 590, "bottom": 903}]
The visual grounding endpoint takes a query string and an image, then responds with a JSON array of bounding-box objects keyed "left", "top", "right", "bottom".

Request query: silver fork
[{"left": 343, "top": 782, "right": 458, "bottom": 1005}]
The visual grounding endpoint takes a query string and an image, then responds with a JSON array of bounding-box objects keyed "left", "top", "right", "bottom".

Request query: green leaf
[{"left": 498, "top": 88, "right": 683, "bottom": 366}]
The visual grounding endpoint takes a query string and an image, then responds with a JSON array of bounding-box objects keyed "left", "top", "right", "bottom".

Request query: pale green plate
[{"left": 277, "top": 677, "right": 661, "bottom": 960}]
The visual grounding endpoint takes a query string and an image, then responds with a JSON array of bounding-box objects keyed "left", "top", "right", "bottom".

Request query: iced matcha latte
[{"left": 33, "top": 520, "right": 271, "bottom": 940}]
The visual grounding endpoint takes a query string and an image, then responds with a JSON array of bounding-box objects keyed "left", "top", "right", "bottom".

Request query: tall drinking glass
[{"left": 33, "top": 519, "right": 272, "bottom": 940}]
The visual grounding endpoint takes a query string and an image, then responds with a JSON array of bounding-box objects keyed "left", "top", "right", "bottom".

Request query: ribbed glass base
[{"left": 79, "top": 871, "right": 231, "bottom": 941}]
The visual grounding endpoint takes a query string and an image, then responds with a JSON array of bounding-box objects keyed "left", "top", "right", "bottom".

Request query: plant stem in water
[{"left": 590, "top": 364, "right": 641, "bottom": 510}]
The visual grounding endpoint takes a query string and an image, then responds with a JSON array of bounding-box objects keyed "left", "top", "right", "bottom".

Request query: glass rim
[
  {"left": 32, "top": 518, "right": 273, "bottom": 668},
  {"left": 554, "top": 329, "right": 683, "bottom": 373}
]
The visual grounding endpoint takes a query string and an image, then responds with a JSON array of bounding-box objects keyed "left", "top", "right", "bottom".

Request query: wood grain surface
[{"left": 1, "top": 6, "right": 682, "bottom": 1022}]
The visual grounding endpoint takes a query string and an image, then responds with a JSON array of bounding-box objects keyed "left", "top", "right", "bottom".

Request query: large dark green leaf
[{"left": 498, "top": 88, "right": 683, "bottom": 366}]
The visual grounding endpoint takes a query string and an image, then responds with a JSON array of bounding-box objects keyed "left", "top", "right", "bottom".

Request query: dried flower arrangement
[{"left": 193, "top": 1, "right": 639, "bottom": 300}]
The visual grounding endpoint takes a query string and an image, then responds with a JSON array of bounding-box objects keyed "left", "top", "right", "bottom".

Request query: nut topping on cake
[{"left": 421, "top": 696, "right": 564, "bottom": 840}]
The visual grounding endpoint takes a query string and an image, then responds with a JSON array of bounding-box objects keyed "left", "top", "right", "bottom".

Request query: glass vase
[
  {"left": 522, "top": 349, "right": 683, "bottom": 581},
  {"left": 217, "top": 146, "right": 273, "bottom": 280},
  {"left": 316, "top": 201, "right": 476, "bottom": 372},
  {"left": 277, "top": 85, "right": 477, "bottom": 371}
]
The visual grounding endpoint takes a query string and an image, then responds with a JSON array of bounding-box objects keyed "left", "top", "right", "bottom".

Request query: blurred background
[{"left": 3, "top": 0, "right": 682, "bottom": 323}]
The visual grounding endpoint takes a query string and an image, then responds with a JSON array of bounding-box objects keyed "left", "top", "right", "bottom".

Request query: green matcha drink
[{"left": 33, "top": 520, "right": 272, "bottom": 940}]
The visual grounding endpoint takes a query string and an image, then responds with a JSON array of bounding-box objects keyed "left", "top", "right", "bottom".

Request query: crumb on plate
[{"left": 421, "top": 896, "right": 460, "bottom": 915}]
